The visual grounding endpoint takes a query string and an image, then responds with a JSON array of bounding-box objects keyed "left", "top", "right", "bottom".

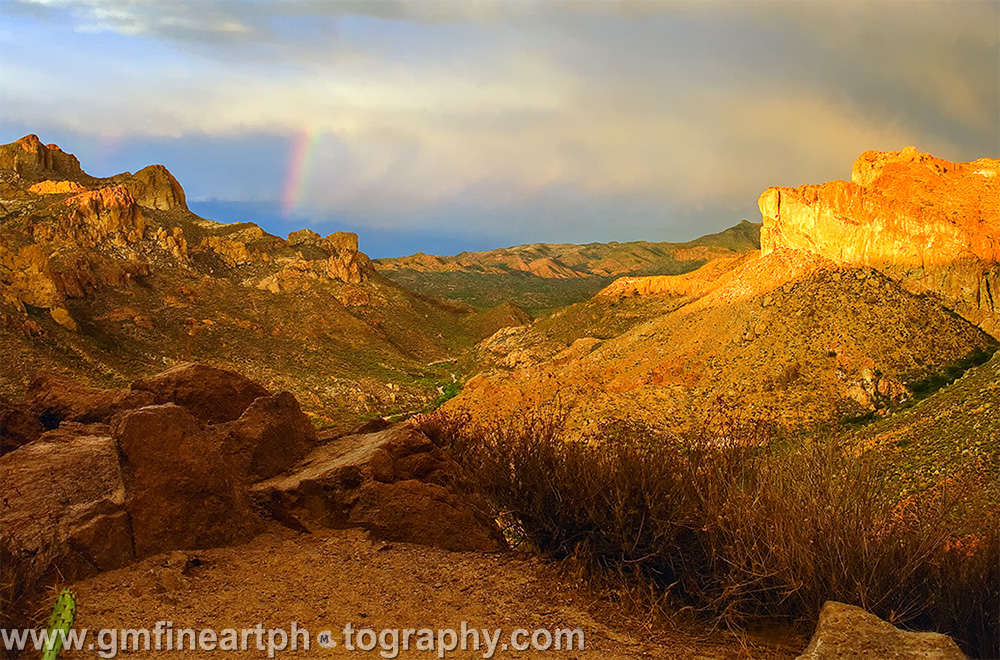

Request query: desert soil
[{"left": 58, "top": 525, "right": 801, "bottom": 659}]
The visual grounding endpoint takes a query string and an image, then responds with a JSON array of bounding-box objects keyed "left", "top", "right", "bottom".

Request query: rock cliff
[
  {"left": 0, "top": 134, "right": 85, "bottom": 178},
  {"left": 760, "top": 147, "right": 1000, "bottom": 334}
]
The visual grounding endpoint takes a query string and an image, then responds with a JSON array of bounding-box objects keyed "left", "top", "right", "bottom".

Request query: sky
[{"left": 1, "top": 1, "right": 998, "bottom": 258}]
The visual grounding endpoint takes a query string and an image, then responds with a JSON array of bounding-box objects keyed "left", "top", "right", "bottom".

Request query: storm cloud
[{"left": 1, "top": 1, "right": 997, "bottom": 255}]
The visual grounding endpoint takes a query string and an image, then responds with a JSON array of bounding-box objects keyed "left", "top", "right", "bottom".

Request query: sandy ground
[{"left": 55, "top": 526, "right": 802, "bottom": 659}]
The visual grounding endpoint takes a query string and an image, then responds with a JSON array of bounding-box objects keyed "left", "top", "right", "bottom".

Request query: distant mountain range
[{"left": 376, "top": 220, "right": 761, "bottom": 315}]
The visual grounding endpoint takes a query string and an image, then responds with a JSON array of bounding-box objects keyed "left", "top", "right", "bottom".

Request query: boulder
[
  {"left": 251, "top": 425, "right": 501, "bottom": 552},
  {"left": 27, "top": 371, "right": 155, "bottom": 427},
  {"left": 112, "top": 404, "right": 257, "bottom": 557},
  {"left": 131, "top": 363, "right": 269, "bottom": 424},
  {"left": 350, "top": 480, "right": 500, "bottom": 552},
  {"left": 0, "top": 431, "right": 133, "bottom": 583},
  {"left": 219, "top": 391, "right": 318, "bottom": 480},
  {"left": 797, "top": 602, "right": 966, "bottom": 659},
  {"left": 0, "top": 396, "right": 42, "bottom": 455}
]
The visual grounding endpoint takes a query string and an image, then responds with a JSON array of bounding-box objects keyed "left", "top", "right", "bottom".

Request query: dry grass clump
[{"left": 418, "top": 409, "right": 1000, "bottom": 657}]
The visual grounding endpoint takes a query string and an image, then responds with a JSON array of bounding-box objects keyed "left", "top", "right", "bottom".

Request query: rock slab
[{"left": 797, "top": 601, "right": 966, "bottom": 659}]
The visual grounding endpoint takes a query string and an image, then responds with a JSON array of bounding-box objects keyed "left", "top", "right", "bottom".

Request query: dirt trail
[{"left": 58, "top": 526, "right": 800, "bottom": 659}]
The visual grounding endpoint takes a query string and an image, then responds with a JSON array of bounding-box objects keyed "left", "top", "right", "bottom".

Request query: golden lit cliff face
[{"left": 759, "top": 147, "right": 1000, "bottom": 334}]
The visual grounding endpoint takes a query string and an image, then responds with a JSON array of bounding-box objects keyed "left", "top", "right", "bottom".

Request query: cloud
[{"left": 1, "top": 0, "right": 997, "bottom": 249}]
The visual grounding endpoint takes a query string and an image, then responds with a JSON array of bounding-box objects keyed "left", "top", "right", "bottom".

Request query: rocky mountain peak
[
  {"left": 126, "top": 164, "right": 188, "bottom": 210},
  {"left": 0, "top": 134, "right": 84, "bottom": 179}
]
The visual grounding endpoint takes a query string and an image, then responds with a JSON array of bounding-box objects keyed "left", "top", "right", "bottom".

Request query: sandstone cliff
[{"left": 759, "top": 147, "right": 1000, "bottom": 335}]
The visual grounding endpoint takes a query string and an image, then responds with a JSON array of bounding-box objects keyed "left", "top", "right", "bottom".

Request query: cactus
[{"left": 41, "top": 589, "right": 76, "bottom": 660}]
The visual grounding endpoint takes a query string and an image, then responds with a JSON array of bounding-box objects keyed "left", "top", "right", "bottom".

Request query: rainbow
[{"left": 281, "top": 128, "right": 321, "bottom": 218}]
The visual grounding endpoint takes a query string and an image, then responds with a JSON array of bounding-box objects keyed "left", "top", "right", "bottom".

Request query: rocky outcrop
[
  {"left": 598, "top": 253, "right": 750, "bottom": 299},
  {"left": 112, "top": 404, "right": 256, "bottom": 557},
  {"left": 125, "top": 164, "right": 187, "bottom": 210},
  {"left": 199, "top": 235, "right": 255, "bottom": 266},
  {"left": 287, "top": 230, "right": 359, "bottom": 253},
  {"left": 28, "top": 180, "right": 85, "bottom": 195},
  {"left": 0, "top": 431, "right": 133, "bottom": 583},
  {"left": 131, "top": 363, "right": 270, "bottom": 424},
  {"left": 218, "top": 391, "right": 318, "bottom": 480},
  {"left": 0, "top": 396, "right": 43, "bottom": 455},
  {"left": 0, "top": 364, "right": 316, "bottom": 587},
  {"left": 320, "top": 231, "right": 359, "bottom": 252},
  {"left": 27, "top": 372, "right": 155, "bottom": 427},
  {"left": 760, "top": 147, "right": 1000, "bottom": 335},
  {"left": 0, "top": 134, "right": 84, "bottom": 179},
  {"left": 797, "top": 601, "right": 966, "bottom": 659},
  {"left": 287, "top": 228, "right": 322, "bottom": 246},
  {"left": 251, "top": 425, "right": 502, "bottom": 552},
  {"left": 256, "top": 249, "right": 375, "bottom": 291}
]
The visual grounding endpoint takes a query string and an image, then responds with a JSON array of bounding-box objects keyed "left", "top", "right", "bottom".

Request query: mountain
[
  {"left": 375, "top": 220, "right": 761, "bottom": 315},
  {"left": 0, "top": 135, "right": 524, "bottom": 428},
  {"left": 448, "top": 149, "right": 1000, "bottom": 435}
]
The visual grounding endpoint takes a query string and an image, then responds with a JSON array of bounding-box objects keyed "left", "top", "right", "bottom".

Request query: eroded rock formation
[{"left": 760, "top": 147, "right": 1000, "bottom": 334}]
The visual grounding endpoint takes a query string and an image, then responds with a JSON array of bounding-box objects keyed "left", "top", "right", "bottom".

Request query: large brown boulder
[
  {"left": 0, "top": 396, "right": 42, "bottom": 455},
  {"left": 797, "top": 602, "right": 966, "bottom": 659},
  {"left": 0, "top": 431, "right": 133, "bottom": 584},
  {"left": 219, "top": 391, "right": 318, "bottom": 480},
  {"left": 112, "top": 404, "right": 257, "bottom": 557},
  {"left": 131, "top": 363, "right": 269, "bottom": 424},
  {"left": 251, "top": 425, "right": 502, "bottom": 552},
  {"left": 26, "top": 372, "right": 155, "bottom": 427},
  {"left": 350, "top": 480, "right": 499, "bottom": 552}
]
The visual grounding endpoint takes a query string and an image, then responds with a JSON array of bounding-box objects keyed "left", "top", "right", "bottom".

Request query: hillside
[
  {"left": 853, "top": 348, "right": 1000, "bottom": 503},
  {"left": 449, "top": 149, "right": 1000, "bottom": 435},
  {"left": 375, "top": 221, "right": 760, "bottom": 315},
  {"left": 0, "top": 135, "right": 520, "bottom": 428}
]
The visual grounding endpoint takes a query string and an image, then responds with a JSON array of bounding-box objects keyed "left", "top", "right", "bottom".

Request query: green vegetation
[
  {"left": 41, "top": 590, "right": 76, "bottom": 660},
  {"left": 381, "top": 271, "right": 612, "bottom": 317},
  {"left": 907, "top": 347, "right": 996, "bottom": 400},
  {"left": 427, "top": 380, "right": 462, "bottom": 411},
  {"left": 421, "top": 410, "right": 1000, "bottom": 657}
]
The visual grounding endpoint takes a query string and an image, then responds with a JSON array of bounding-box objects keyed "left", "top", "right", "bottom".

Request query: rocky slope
[
  {"left": 376, "top": 221, "right": 761, "bottom": 315},
  {"left": 449, "top": 149, "right": 1000, "bottom": 435},
  {"left": 0, "top": 135, "right": 519, "bottom": 426}
]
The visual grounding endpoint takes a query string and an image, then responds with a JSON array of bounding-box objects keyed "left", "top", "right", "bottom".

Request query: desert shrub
[{"left": 419, "top": 409, "right": 1000, "bottom": 657}]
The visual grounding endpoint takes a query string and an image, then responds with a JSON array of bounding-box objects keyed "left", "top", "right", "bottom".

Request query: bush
[{"left": 419, "top": 409, "right": 1000, "bottom": 657}]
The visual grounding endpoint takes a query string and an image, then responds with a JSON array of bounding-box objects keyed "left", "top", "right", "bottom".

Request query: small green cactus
[{"left": 41, "top": 589, "right": 76, "bottom": 660}]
